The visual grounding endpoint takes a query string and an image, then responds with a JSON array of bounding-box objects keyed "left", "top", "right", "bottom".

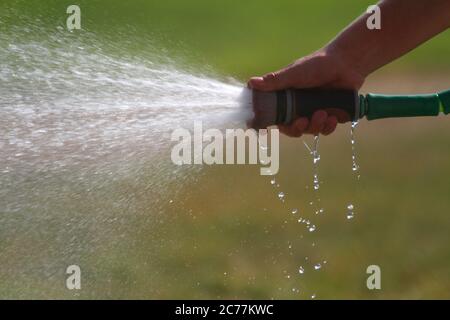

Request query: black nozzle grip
[{"left": 290, "top": 88, "right": 358, "bottom": 121}]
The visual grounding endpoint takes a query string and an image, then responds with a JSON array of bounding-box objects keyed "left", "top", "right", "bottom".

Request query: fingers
[
  {"left": 248, "top": 62, "right": 307, "bottom": 92},
  {"left": 278, "top": 112, "right": 339, "bottom": 138},
  {"left": 322, "top": 115, "right": 338, "bottom": 136},
  {"left": 278, "top": 117, "right": 309, "bottom": 137},
  {"left": 247, "top": 54, "right": 333, "bottom": 92},
  {"left": 325, "top": 108, "right": 351, "bottom": 123},
  {"left": 247, "top": 76, "right": 266, "bottom": 90},
  {"left": 248, "top": 71, "right": 292, "bottom": 92},
  {"left": 307, "top": 110, "right": 328, "bottom": 135}
]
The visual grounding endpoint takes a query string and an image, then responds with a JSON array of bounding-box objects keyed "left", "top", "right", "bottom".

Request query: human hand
[{"left": 248, "top": 49, "right": 365, "bottom": 137}]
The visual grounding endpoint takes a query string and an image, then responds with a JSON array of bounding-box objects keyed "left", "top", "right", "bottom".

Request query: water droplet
[
  {"left": 270, "top": 179, "right": 276, "bottom": 185},
  {"left": 350, "top": 121, "right": 360, "bottom": 174},
  {"left": 314, "top": 263, "right": 322, "bottom": 270},
  {"left": 291, "top": 208, "right": 298, "bottom": 215},
  {"left": 278, "top": 192, "right": 285, "bottom": 201},
  {"left": 314, "top": 209, "right": 324, "bottom": 215},
  {"left": 308, "top": 225, "right": 316, "bottom": 232},
  {"left": 346, "top": 204, "right": 355, "bottom": 220},
  {"left": 311, "top": 294, "right": 316, "bottom": 299},
  {"left": 313, "top": 155, "right": 321, "bottom": 164},
  {"left": 298, "top": 266, "right": 305, "bottom": 274}
]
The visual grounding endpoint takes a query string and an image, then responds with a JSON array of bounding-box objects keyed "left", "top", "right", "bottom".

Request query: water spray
[{"left": 250, "top": 88, "right": 450, "bottom": 129}]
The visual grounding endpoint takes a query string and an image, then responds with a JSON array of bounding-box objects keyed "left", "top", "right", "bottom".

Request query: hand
[{"left": 247, "top": 48, "right": 365, "bottom": 137}]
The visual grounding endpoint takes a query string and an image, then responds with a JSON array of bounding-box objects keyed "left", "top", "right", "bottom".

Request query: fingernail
[{"left": 248, "top": 77, "right": 264, "bottom": 88}]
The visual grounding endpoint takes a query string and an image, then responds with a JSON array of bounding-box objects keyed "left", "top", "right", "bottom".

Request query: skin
[{"left": 248, "top": 0, "right": 450, "bottom": 137}]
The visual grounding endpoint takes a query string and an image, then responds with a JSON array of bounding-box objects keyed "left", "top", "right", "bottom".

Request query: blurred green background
[{"left": 1, "top": 0, "right": 449, "bottom": 299}]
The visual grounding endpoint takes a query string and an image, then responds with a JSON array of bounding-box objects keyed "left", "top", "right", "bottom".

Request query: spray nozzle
[{"left": 250, "top": 88, "right": 359, "bottom": 129}]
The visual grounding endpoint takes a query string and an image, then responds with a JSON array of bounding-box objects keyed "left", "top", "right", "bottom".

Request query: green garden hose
[{"left": 361, "top": 89, "right": 450, "bottom": 120}]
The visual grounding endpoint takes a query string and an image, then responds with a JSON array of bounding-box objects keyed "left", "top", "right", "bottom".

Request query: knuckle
[{"left": 263, "top": 72, "right": 277, "bottom": 82}]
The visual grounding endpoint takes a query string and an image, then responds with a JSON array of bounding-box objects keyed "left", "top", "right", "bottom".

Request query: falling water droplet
[
  {"left": 347, "top": 204, "right": 355, "bottom": 220},
  {"left": 313, "top": 175, "right": 320, "bottom": 190},
  {"left": 270, "top": 179, "right": 276, "bottom": 185},
  {"left": 278, "top": 192, "right": 285, "bottom": 201},
  {"left": 350, "top": 121, "right": 360, "bottom": 174},
  {"left": 313, "top": 155, "right": 321, "bottom": 164},
  {"left": 314, "top": 263, "right": 322, "bottom": 270},
  {"left": 305, "top": 136, "right": 324, "bottom": 216},
  {"left": 308, "top": 225, "right": 316, "bottom": 232},
  {"left": 298, "top": 266, "right": 305, "bottom": 275},
  {"left": 291, "top": 208, "right": 298, "bottom": 215}
]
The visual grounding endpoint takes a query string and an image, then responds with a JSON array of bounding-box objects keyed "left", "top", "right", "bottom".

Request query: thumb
[
  {"left": 248, "top": 70, "right": 293, "bottom": 92},
  {"left": 248, "top": 55, "right": 329, "bottom": 91}
]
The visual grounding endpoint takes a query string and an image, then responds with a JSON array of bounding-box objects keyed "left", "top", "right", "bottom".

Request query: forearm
[{"left": 326, "top": 0, "right": 450, "bottom": 77}]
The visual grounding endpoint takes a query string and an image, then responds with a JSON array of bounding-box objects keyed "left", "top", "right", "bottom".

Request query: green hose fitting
[
  {"left": 438, "top": 89, "right": 450, "bottom": 115},
  {"left": 363, "top": 92, "right": 442, "bottom": 121}
]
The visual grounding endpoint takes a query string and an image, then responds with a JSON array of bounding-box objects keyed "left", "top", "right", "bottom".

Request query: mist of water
[{"left": 0, "top": 29, "right": 252, "bottom": 296}]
